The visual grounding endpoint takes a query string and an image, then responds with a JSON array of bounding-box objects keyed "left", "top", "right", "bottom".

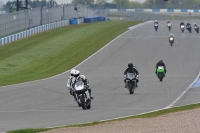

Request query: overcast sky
[{"left": 0, "top": 0, "right": 145, "bottom": 4}]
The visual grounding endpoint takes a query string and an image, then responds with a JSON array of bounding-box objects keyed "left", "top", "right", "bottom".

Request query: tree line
[
  {"left": 73, "top": 0, "right": 200, "bottom": 9},
  {"left": 2, "top": 0, "right": 200, "bottom": 12}
]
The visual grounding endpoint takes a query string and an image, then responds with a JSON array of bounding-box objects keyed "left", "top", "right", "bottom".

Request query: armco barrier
[
  {"left": 84, "top": 16, "right": 106, "bottom": 23},
  {"left": 108, "top": 8, "right": 200, "bottom": 13},
  {"left": 152, "top": 9, "right": 160, "bottom": 12},
  {"left": 181, "top": 9, "right": 187, "bottom": 12},
  {"left": 0, "top": 20, "right": 70, "bottom": 46}
]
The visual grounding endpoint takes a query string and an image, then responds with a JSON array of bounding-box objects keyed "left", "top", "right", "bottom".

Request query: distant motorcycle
[
  {"left": 180, "top": 25, "right": 185, "bottom": 33},
  {"left": 156, "top": 66, "right": 165, "bottom": 82},
  {"left": 186, "top": 24, "right": 192, "bottom": 33},
  {"left": 169, "top": 35, "right": 174, "bottom": 46},
  {"left": 74, "top": 80, "right": 91, "bottom": 110},
  {"left": 154, "top": 23, "right": 159, "bottom": 31},
  {"left": 125, "top": 73, "right": 137, "bottom": 94},
  {"left": 167, "top": 23, "right": 172, "bottom": 31},
  {"left": 194, "top": 26, "right": 199, "bottom": 33}
]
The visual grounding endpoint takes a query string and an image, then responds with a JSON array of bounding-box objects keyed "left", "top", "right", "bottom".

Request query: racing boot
[{"left": 88, "top": 89, "right": 93, "bottom": 99}]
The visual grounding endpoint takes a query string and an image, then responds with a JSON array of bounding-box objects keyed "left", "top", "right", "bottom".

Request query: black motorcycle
[
  {"left": 186, "top": 24, "right": 192, "bottom": 33},
  {"left": 125, "top": 73, "right": 137, "bottom": 94},
  {"left": 180, "top": 25, "right": 185, "bottom": 33}
]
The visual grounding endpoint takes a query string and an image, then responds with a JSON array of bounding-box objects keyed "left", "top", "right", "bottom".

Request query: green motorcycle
[{"left": 156, "top": 66, "right": 165, "bottom": 82}]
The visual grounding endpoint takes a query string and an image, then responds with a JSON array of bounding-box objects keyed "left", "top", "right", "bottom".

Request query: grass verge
[
  {"left": 0, "top": 21, "right": 142, "bottom": 86},
  {"left": 7, "top": 102, "right": 200, "bottom": 133}
]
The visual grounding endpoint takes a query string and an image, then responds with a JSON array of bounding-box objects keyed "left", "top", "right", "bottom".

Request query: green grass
[
  {"left": 7, "top": 103, "right": 200, "bottom": 133},
  {"left": 0, "top": 21, "right": 142, "bottom": 86},
  {"left": 7, "top": 128, "right": 49, "bottom": 133}
]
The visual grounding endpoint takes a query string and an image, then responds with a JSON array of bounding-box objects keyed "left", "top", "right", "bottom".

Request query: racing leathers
[{"left": 180, "top": 22, "right": 185, "bottom": 26}]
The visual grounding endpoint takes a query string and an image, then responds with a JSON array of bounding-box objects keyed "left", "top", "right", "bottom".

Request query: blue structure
[{"left": 84, "top": 16, "right": 106, "bottom": 23}]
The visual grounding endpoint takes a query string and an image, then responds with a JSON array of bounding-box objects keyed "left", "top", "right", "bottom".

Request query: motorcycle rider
[
  {"left": 166, "top": 20, "right": 172, "bottom": 29},
  {"left": 166, "top": 20, "right": 172, "bottom": 25},
  {"left": 154, "top": 20, "right": 159, "bottom": 25},
  {"left": 186, "top": 22, "right": 191, "bottom": 28},
  {"left": 180, "top": 22, "right": 185, "bottom": 27},
  {"left": 71, "top": 70, "right": 93, "bottom": 99},
  {"left": 169, "top": 33, "right": 174, "bottom": 38},
  {"left": 194, "top": 23, "right": 199, "bottom": 29},
  {"left": 124, "top": 61, "right": 139, "bottom": 88},
  {"left": 155, "top": 60, "right": 167, "bottom": 74},
  {"left": 67, "top": 68, "right": 76, "bottom": 96}
]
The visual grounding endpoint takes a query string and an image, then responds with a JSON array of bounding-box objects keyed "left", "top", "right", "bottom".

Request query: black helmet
[
  {"left": 128, "top": 61, "right": 133, "bottom": 68},
  {"left": 159, "top": 60, "right": 163, "bottom": 63}
]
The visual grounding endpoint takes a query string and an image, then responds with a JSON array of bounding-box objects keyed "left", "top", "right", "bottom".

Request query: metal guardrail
[
  {"left": 0, "top": 20, "right": 71, "bottom": 46},
  {"left": 0, "top": 4, "right": 96, "bottom": 38}
]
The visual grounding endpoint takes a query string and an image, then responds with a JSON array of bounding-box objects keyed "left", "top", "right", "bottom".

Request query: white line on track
[
  {"left": 0, "top": 107, "right": 157, "bottom": 113},
  {"left": 165, "top": 71, "right": 200, "bottom": 109}
]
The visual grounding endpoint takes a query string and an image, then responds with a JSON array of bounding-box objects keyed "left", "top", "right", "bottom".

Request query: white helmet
[
  {"left": 155, "top": 20, "right": 157, "bottom": 22},
  {"left": 73, "top": 70, "right": 80, "bottom": 78},
  {"left": 70, "top": 69, "right": 76, "bottom": 76}
]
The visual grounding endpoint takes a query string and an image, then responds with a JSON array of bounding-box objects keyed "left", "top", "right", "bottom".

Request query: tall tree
[
  {"left": 72, "top": 0, "right": 95, "bottom": 6},
  {"left": 96, "top": 0, "right": 107, "bottom": 4},
  {"left": 112, "top": 0, "right": 130, "bottom": 8}
]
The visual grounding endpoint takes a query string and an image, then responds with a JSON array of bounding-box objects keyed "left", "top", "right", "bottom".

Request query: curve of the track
[{"left": 0, "top": 20, "right": 200, "bottom": 132}]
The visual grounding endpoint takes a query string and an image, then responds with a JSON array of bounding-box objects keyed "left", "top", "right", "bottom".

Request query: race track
[{"left": 0, "top": 20, "right": 200, "bottom": 132}]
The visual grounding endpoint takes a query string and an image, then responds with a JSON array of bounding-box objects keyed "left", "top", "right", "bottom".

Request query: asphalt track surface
[{"left": 0, "top": 20, "right": 200, "bottom": 132}]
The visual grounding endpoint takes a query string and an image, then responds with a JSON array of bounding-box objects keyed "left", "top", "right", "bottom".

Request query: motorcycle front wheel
[
  {"left": 80, "top": 95, "right": 86, "bottom": 110},
  {"left": 128, "top": 83, "right": 134, "bottom": 94}
]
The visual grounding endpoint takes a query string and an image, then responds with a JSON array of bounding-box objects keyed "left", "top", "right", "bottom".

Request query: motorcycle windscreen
[
  {"left": 187, "top": 25, "right": 191, "bottom": 28},
  {"left": 127, "top": 73, "right": 135, "bottom": 79},
  {"left": 75, "top": 81, "right": 84, "bottom": 91},
  {"left": 157, "top": 66, "right": 165, "bottom": 73},
  {"left": 167, "top": 23, "right": 172, "bottom": 26}
]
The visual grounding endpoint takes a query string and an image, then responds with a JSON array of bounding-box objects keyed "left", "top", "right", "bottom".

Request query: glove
[{"left": 124, "top": 75, "right": 126, "bottom": 78}]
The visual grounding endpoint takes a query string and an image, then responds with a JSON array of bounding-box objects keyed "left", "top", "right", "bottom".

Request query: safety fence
[
  {"left": 0, "top": 19, "right": 69, "bottom": 46},
  {"left": 0, "top": 15, "right": 106, "bottom": 46},
  {"left": 0, "top": 4, "right": 96, "bottom": 38}
]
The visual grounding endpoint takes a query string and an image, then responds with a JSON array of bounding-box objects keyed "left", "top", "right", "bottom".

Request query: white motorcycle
[
  {"left": 154, "top": 23, "right": 158, "bottom": 31},
  {"left": 167, "top": 23, "right": 172, "bottom": 31},
  {"left": 74, "top": 80, "right": 91, "bottom": 110},
  {"left": 169, "top": 36, "right": 174, "bottom": 46},
  {"left": 180, "top": 25, "right": 185, "bottom": 33},
  {"left": 125, "top": 73, "right": 137, "bottom": 94}
]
